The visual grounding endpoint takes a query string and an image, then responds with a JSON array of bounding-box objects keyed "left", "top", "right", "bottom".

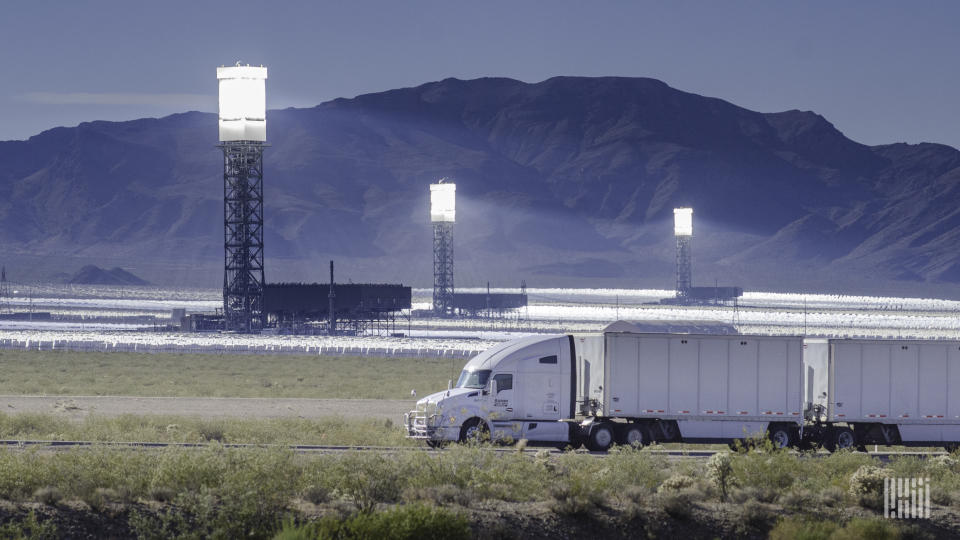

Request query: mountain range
[{"left": 1, "top": 76, "right": 958, "bottom": 296}]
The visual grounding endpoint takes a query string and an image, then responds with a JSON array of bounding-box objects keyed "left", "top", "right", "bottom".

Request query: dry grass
[
  {"left": 0, "top": 412, "right": 414, "bottom": 446},
  {"left": 0, "top": 350, "right": 466, "bottom": 399}
]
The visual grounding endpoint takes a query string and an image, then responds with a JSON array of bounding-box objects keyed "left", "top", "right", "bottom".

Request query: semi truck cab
[{"left": 404, "top": 334, "right": 573, "bottom": 444}]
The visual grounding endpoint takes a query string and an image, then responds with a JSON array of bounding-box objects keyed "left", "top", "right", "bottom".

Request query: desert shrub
[
  {"left": 401, "top": 484, "right": 474, "bottom": 507},
  {"left": 706, "top": 451, "right": 735, "bottom": 501},
  {"left": 332, "top": 452, "right": 404, "bottom": 512},
  {"left": 276, "top": 504, "right": 471, "bottom": 540},
  {"left": 887, "top": 456, "right": 927, "bottom": 480},
  {"left": 657, "top": 474, "right": 696, "bottom": 494},
  {"left": 148, "top": 486, "right": 176, "bottom": 503},
  {"left": 798, "top": 451, "right": 877, "bottom": 493},
  {"left": 602, "top": 446, "right": 670, "bottom": 498},
  {"left": 32, "top": 486, "right": 63, "bottom": 506},
  {"left": 849, "top": 465, "right": 890, "bottom": 511},
  {"left": 83, "top": 487, "right": 118, "bottom": 512},
  {"left": 197, "top": 420, "right": 226, "bottom": 443},
  {"left": 930, "top": 485, "right": 953, "bottom": 506},
  {"left": 738, "top": 499, "right": 773, "bottom": 532},
  {"left": 729, "top": 485, "right": 778, "bottom": 504},
  {"left": 769, "top": 516, "right": 840, "bottom": 540},
  {"left": 817, "top": 485, "right": 848, "bottom": 508},
  {"left": 131, "top": 447, "right": 300, "bottom": 539},
  {"left": 770, "top": 516, "right": 902, "bottom": 540},
  {"left": 731, "top": 431, "right": 778, "bottom": 454},
  {"left": 302, "top": 484, "right": 330, "bottom": 505},
  {"left": 547, "top": 479, "right": 604, "bottom": 516},
  {"left": 0, "top": 511, "right": 58, "bottom": 540},
  {"left": 831, "top": 518, "right": 900, "bottom": 540},
  {"left": 657, "top": 490, "right": 694, "bottom": 520},
  {"left": 730, "top": 450, "right": 796, "bottom": 493},
  {"left": 780, "top": 488, "right": 815, "bottom": 511}
]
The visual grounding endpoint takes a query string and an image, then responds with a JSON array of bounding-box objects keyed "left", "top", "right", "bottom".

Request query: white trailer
[
  {"left": 804, "top": 339, "right": 960, "bottom": 450},
  {"left": 576, "top": 322, "right": 804, "bottom": 449},
  {"left": 405, "top": 322, "right": 805, "bottom": 451}
]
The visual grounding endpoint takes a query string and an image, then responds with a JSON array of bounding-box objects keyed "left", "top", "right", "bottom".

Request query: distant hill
[
  {"left": 1, "top": 76, "right": 958, "bottom": 296},
  {"left": 68, "top": 265, "right": 149, "bottom": 286}
]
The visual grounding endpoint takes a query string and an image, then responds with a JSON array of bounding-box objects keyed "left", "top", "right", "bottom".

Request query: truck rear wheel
[
  {"left": 825, "top": 426, "right": 855, "bottom": 452},
  {"left": 619, "top": 423, "right": 650, "bottom": 447},
  {"left": 768, "top": 425, "right": 796, "bottom": 449},
  {"left": 586, "top": 423, "right": 615, "bottom": 452}
]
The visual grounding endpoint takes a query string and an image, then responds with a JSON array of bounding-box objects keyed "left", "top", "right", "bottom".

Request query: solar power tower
[
  {"left": 218, "top": 64, "right": 268, "bottom": 332},
  {"left": 430, "top": 181, "right": 456, "bottom": 317},
  {"left": 674, "top": 208, "right": 693, "bottom": 298}
]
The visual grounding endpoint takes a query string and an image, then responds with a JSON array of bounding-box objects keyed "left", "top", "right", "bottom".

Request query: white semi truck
[{"left": 404, "top": 323, "right": 960, "bottom": 451}]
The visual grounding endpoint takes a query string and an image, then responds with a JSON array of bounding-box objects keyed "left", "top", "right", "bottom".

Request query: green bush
[
  {"left": 706, "top": 451, "right": 734, "bottom": 501},
  {"left": 848, "top": 465, "right": 890, "bottom": 511},
  {"left": 769, "top": 516, "right": 840, "bottom": 540},
  {"left": 737, "top": 499, "right": 773, "bottom": 531},
  {"left": 657, "top": 491, "right": 694, "bottom": 520},
  {"left": 770, "top": 516, "right": 902, "bottom": 540},
  {"left": 274, "top": 504, "right": 470, "bottom": 540},
  {"left": 547, "top": 479, "right": 603, "bottom": 516},
  {"left": 0, "top": 511, "right": 58, "bottom": 540},
  {"left": 730, "top": 449, "right": 796, "bottom": 492},
  {"left": 831, "top": 518, "right": 901, "bottom": 540},
  {"left": 656, "top": 474, "right": 696, "bottom": 493}
]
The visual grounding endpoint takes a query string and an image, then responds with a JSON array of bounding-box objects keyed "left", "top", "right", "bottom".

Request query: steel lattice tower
[
  {"left": 222, "top": 142, "right": 265, "bottom": 331},
  {"left": 674, "top": 208, "right": 693, "bottom": 298},
  {"left": 675, "top": 235, "right": 692, "bottom": 297},
  {"left": 433, "top": 222, "right": 454, "bottom": 317},
  {"left": 218, "top": 64, "right": 267, "bottom": 333},
  {"left": 0, "top": 266, "right": 10, "bottom": 315}
]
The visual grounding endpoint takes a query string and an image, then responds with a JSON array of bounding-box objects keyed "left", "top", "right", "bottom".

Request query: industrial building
[{"left": 264, "top": 282, "right": 411, "bottom": 335}]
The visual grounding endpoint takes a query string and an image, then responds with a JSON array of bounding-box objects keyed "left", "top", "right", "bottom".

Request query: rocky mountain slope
[{"left": 1, "top": 76, "right": 958, "bottom": 295}]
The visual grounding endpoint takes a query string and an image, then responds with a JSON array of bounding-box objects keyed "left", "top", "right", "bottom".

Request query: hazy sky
[{"left": 2, "top": 1, "right": 958, "bottom": 147}]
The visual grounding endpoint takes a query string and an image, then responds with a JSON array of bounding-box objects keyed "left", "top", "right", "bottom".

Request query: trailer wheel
[
  {"left": 586, "top": 423, "right": 615, "bottom": 452},
  {"left": 459, "top": 418, "right": 489, "bottom": 443},
  {"left": 825, "top": 427, "right": 855, "bottom": 452},
  {"left": 768, "top": 425, "right": 795, "bottom": 449},
  {"left": 620, "top": 424, "right": 650, "bottom": 447}
]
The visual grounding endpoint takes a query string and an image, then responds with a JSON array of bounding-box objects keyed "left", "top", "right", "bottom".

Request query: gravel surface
[{"left": 0, "top": 395, "right": 415, "bottom": 421}]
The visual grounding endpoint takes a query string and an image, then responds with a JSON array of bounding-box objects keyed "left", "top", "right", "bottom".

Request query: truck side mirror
[
  {"left": 447, "top": 379, "right": 452, "bottom": 390},
  {"left": 490, "top": 379, "right": 498, "bottom": 396}
]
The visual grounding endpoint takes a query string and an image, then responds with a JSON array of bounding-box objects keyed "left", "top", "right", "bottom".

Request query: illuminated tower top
[
  {"left": 430, "top": 181, "right": 456, "bottom": 223},
  {"left": 217, "top": 64, "right": 267, "bottom": 142},
  {"left": 674, "top": 207, "right": 693, "bottom": 236}
]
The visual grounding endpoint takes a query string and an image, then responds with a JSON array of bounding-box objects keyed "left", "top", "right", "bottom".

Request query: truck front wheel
[
  {"left": 459, "top": 418, "right": 489, "bottom": 443},
  {"left": 586, "top": 423, "right": 615, "bottom": 452}
]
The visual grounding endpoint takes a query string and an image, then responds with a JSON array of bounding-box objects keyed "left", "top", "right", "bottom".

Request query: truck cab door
[
  {"left": 521, "top": 354, "right": 569, "bottom": 442},
  {"left": 488, "top": 373, "right": 522, "bottom": 442}
]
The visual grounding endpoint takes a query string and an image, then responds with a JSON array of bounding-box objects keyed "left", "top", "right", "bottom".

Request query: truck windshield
[{"left": 456, "top": 369, "right": 491, "bottom": 389}]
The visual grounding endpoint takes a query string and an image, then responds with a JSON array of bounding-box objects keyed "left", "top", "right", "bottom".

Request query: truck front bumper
[{"left": 404, "top": 411, "right": 457, "bottom": 441}]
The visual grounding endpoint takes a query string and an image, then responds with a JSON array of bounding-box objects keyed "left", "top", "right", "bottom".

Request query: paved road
[{"left": 0, "top": 395, "right": 414, "bottom": 421}]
